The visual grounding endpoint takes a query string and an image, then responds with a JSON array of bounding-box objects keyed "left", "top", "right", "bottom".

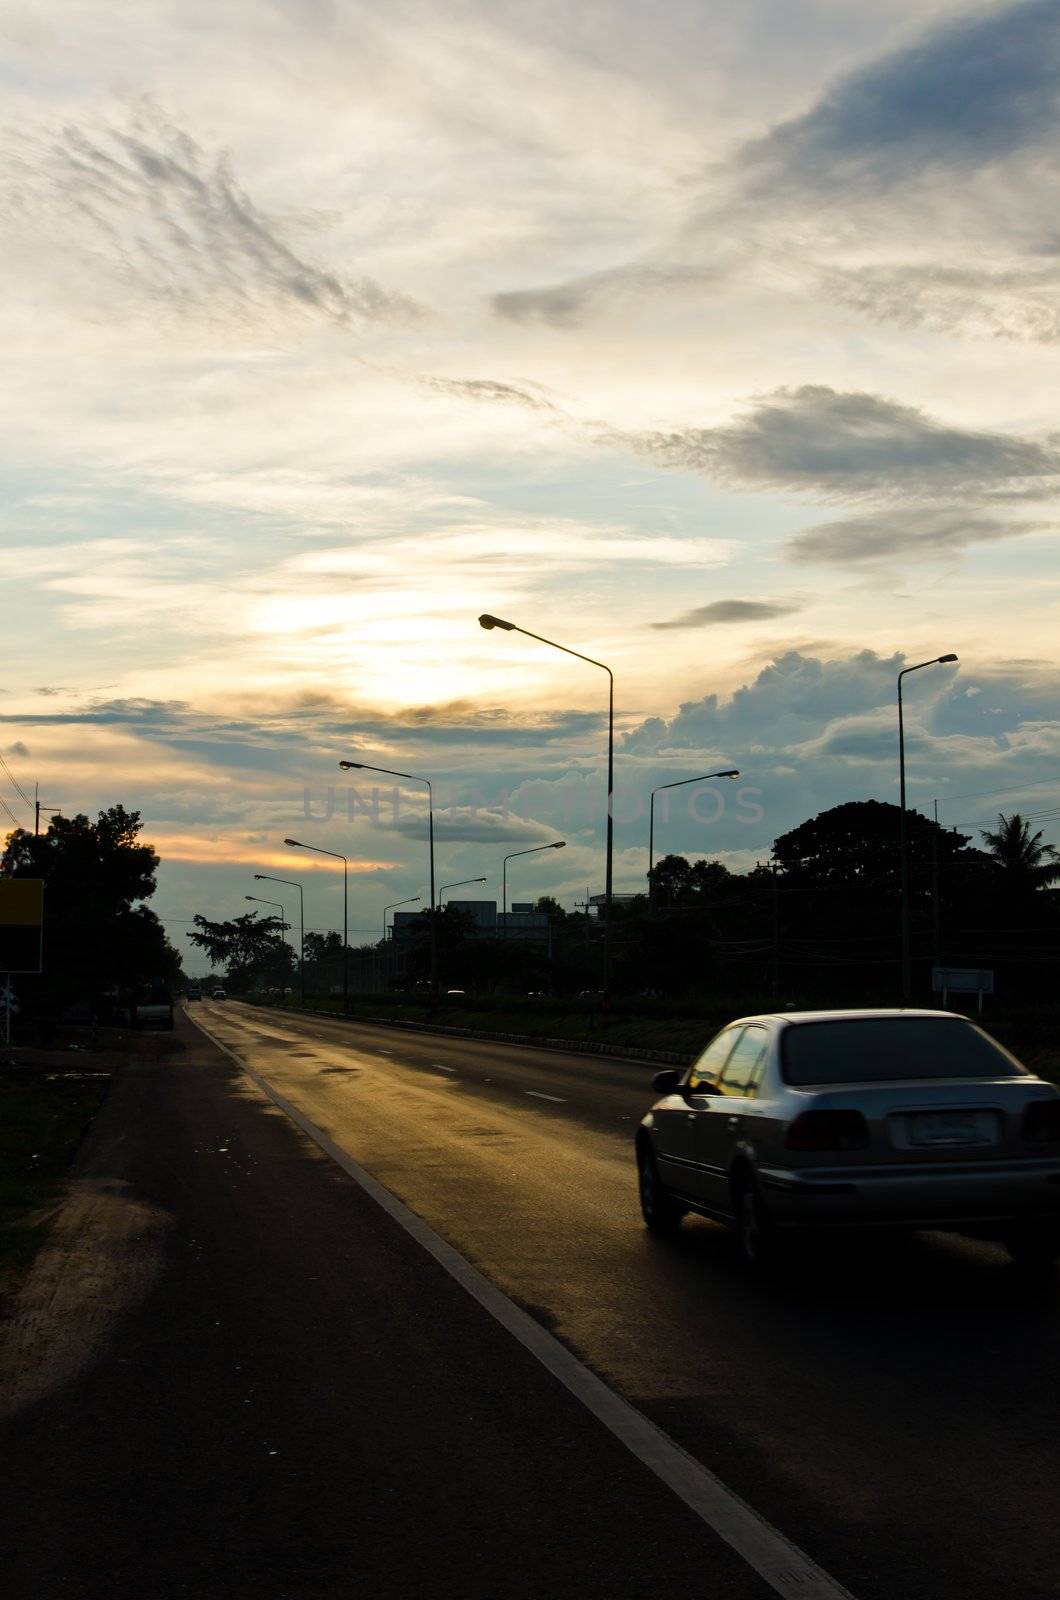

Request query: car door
[
  {"left": 684, "top": 1025, "right": 772, "bottom": 1212},
  {"left": 655, "top": 1025, "right": 743, "bottom": 1198}
]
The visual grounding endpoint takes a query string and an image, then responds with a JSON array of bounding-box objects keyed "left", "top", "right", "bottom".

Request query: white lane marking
[
  {"left": 525, "top": 1090, "right": 567, "bottom": 1103},
  {"left": 186, "top": 1010, "right": 857, "bottom": 1600},
  {"left": 432, "top": 1064, "right": 457, "bottom": 1074}
]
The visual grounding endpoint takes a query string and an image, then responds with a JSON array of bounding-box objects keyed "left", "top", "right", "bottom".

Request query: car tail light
[
  {"left": 785, "top": 1110, "right": 870, "bottom": 1152},
  {"left": 1022, "top": 1100, "right": 1060, "bottom": 1144}
]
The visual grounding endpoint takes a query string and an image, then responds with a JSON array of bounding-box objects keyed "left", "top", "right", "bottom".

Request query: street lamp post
[
  {"left": 383, "top": 896, "right": 420, "bottom": 942},
  {"left": 479, "top": 614, "right": 613, "bottom": 996},
  {"left": 898, "top": 653, "right": 958, "bottom": 1001},
  {"left": 339, "top": 760, "right": 437, "bottom": 998},
  {"left": 648, "top": 770, "right": 740, "bottom": 903},
  {"left": 501, "top": 842, "right": 566, "bottom": 937},
  {"left": 438, "top": 877, "right": 486, "bottom": 907},
  {"left": 245, "top": 895, "right": 287, "bottom": 931},
  {"left": 254, "top": 874, "right": 305, "bottom": 1006},
  {"left": 284, "top": 838, "right": 349, "bottom": 1012}
]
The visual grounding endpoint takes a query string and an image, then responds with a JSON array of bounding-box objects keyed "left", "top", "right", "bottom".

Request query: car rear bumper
[{"left": 758, "top": 1158, "right": 1060, "bottom": 1228}]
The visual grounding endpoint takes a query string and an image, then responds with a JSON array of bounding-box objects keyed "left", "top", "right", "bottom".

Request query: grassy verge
[
  {"left": 0, "top": 1027, "right": 173, "bottom": 1304},
  {"left": 249, "top": 993, "right": 1060, "bottom": 1082},
  {"left": 0, "top": 1070, "right": 108, "bottom": 1298}
]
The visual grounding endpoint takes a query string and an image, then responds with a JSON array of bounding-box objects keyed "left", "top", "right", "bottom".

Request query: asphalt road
[
  {"left": 2, "top": 1008, "right": 779, "bottom": 1600},
  {"left": 187, "top": 1000, "right": 1060, "bottom": 1600}
]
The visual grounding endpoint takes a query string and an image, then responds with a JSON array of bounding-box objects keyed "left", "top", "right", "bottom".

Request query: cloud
[
  {"left": 9, "top": 104, "right": 423, "bottom": 331},
  {"left": 385, "top": 805, "right": 558, "bottom": 845},
  {"left": 651, "top": 599, "right": 799, "bottom": 630},
  {"left": 787, "top": 507, "right": 1051, "bottom": 565},
  {"left": 418, "top": 375, "right": 560, "bottom": 413},
  {"left": 493, "top": 0, "right": 1060, "bottom": 340},
  {"left": 736, "top": 0, "right": 1060, "bottom": 199},
  {"left": 608, "top": 386, "right": 1060, "bottom": 502}
]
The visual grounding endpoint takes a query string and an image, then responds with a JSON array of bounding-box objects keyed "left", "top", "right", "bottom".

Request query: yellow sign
[{"left": 0, "top": 880, "right": 44, "bottom": 926}]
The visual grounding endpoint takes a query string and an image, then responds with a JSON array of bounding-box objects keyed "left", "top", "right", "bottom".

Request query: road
[{"left": 191, "top": 1000, "right": 1059, "bottom": 1600}]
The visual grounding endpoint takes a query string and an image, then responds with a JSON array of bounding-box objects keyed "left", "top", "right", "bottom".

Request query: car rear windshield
[{"left": 781, "top": 1018, "right": 1026, "bottom": 1087}]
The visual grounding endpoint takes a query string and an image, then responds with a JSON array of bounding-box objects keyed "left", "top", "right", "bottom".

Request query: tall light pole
[
  {"left": 34, "top": 783, "right": 61, "bottom": 836},
  {"left": 480, "top": 613, "right": 614, "bottom": 996},
  {"left": 438, "top": 877, "right": 486, "bottom": 907},
  {"left": 501, "top": 842, "right": 566, "bottom": 937},
  {"left": 383, "top": 896, "right": 420, "bottom": 942},
  {"left": 245, "top": 895, "right": 287, "bottom": 930},
  {"left": 285, "top": 838, "right": 349, "bottom": 1012},
  {"left": 648, "top": 770, "right": 740, "bottom": 903},
  {"left": 339, "top": 759, "right": 437, "bottom": 999},
  {"left": 254, "top": 874, "right": 305, "bottom": 1006},
  {"left": 898, "top": 653, "right": 958, "bottom": 1001}
]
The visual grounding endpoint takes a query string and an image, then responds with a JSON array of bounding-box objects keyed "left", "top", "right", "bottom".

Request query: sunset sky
[{"left": 2, "top": 0, "right": 1059, "bottom": 967}]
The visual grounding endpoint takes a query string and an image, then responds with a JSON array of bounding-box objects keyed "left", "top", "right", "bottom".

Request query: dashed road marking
[
  {"left": 525, "top": 1090, "right": 567, "bottom": 1103},
  {"left": 432, "top": 1064, "right": 457, "bottom": 1074}
]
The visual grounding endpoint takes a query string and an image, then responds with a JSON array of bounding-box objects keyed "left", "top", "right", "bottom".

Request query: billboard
[{"left": 0, "top": 880, "right": 44, "bottom": 973}]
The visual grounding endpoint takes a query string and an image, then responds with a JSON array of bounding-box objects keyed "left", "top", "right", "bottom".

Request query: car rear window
[{"left": 781, "top": 1018, "right": 1026, "bottom": 1087}]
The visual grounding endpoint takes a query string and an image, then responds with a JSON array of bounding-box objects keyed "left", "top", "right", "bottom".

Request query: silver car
[{"left": 636, "top": 1009, "right": 1060, "bottom": 1270}]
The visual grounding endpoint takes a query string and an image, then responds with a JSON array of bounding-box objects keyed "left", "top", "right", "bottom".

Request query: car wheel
[
  {"left": 637, "top": 1146, "right": 685, "bottom": 1234},
  {"left": 734, "top": 1176, "right": 778, "bottom": 1270},
  {"left": 1004, "top": 1223, "right": 1059, "bottom": 1276}
]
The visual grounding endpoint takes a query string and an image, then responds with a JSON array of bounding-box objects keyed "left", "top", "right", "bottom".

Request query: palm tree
[{"left": 980, "top": 813, "right": 1060, "bottom": 889}]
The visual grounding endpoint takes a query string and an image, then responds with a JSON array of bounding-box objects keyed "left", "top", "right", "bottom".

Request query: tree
[
  {"left": 980, "top": 813, "right": 1060, "bottom": 889},
  {"left": 187, "top": 912, "right": 293, "bottom": 992},
  {"left": 3, "top": 806, "right": 179, "bottom": 1019}
]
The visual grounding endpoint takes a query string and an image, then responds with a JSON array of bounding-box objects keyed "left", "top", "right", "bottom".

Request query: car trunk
[{"left": 793, "top": 1079, "right": 1040, "bottom": 1166}]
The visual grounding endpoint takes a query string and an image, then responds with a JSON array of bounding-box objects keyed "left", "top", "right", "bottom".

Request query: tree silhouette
[{"left": 980, "top": 813, "right": 1060, "bottom": 888}]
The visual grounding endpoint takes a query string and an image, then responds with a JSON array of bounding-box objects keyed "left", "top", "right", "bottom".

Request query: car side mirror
[{"left": 652, "top": 1068, "right": 681, "bottom": 1093}]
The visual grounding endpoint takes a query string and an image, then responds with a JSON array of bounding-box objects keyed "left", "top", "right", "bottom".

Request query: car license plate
[{"left": 909, "top": 1112, "right": 984, "bottom": 1146}]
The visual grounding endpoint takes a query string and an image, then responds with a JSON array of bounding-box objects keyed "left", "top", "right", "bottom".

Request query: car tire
[
  {"left": 637, "top": 1146, "right": 685, "bottom": 1234},
  {"left": 733, "top": 1175, "right": 779, "bottom": 1271}
]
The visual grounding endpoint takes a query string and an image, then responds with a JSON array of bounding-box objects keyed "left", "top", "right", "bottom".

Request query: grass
[{"left": 0, "top": 1069, "right": 108, "bottom": 1297}]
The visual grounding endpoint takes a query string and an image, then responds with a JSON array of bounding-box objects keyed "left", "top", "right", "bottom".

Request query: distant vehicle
[
  {"left": 132, "top": 983, "right": 174, "bottom": 1031},
  {"left": 211, "top": 987, "right": 227, "bottom": 1000},
  {"left": 636, "top": 1009, "right": 1060, "bottom": 1273},
  {"left": 445, "top": 988, "right": 466, "bottom": 998},
  {"left": 577, "top": 989, "right": 604, "bottom": 1001},
  {"left": 185, "top": 986, "right": 202, "bottom": 1002}
]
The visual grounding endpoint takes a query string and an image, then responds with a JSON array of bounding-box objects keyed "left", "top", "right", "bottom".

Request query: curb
[{"left": 245, "top": 999, "right": 695, "bottom": 1068}]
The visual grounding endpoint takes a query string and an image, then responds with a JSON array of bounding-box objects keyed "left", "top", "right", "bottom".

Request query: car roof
[{"left": 732, "top": 1008, "right": 967, "bottom": 1028}]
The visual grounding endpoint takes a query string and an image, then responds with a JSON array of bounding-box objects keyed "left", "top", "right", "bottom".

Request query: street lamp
[
  {"left": 254, "top": 874, "right": 305, "bottom": 1006},
  {"left": 648, "top": 771, "right": 740, "bottom": 904},
  {"left": 502, "top": 842, "right": 566, "bottom": 937},
  {"left": 480, "top": 613, "right": 614, "bottom": 996},
  {"left": 898, "top": 653, "right": 958, "bottom": 1001},
  {"left": 245, "top": 895, "right": 287, "bottom": 930},
  {"left": 339, "top": 759, "right": 437, "bottom": 998},
  {"left": 438, "top": 877, "right": 487, "bottom": 907},
  {"left": 285, "top": 838, "right": 349, "bottom": 1012},
  {"left": 383, "top": 896, "right": 420, "bottom": 942}
]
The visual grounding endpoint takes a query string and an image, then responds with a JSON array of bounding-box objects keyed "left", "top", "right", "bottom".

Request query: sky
[{"left": 1, "top": 0, "right": 1058, "bottom": 971}]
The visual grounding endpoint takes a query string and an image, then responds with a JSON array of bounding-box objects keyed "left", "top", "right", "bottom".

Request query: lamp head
[
  {"left": 551, "top": 840, "right": 566, "bottom": 849},
  {"left": 338, "top": 760, "right": 362, "bottom": 770},
  {"left": 253, "top": 874, "right": 265, "bottom": 880},
  {"left": 284, "top": 838, "right": 302, "bottom": 848},
  {"left": 720, "top": 769, "right": 740, "bottom": 779},
  {"left": 938, "top": 653, "right": 958, "bottom": 664},
  {"left": 479, "top": 613, "right": 516, "bottom": 631}
]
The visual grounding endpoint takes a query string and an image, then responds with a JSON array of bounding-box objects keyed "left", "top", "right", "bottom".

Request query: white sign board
[{"left": 932, "top": 967, "right": 994, "bottom": 1011}]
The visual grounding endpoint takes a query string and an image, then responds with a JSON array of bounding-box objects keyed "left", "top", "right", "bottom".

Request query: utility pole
[
  {"left": 35, "top": 783, "right": 60, "bottom": 836},
  {"left": 931, "top": 799, "right": 942, "bottom": 973}
]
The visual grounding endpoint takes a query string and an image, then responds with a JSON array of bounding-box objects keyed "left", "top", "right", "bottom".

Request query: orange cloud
[{"left": 147, "top": 831, "right": 397, "bottom": 873}]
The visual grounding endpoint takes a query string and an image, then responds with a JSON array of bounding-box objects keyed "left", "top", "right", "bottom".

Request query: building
[{"left": 391, "top": 900, "right": 550, "bottom": 944}]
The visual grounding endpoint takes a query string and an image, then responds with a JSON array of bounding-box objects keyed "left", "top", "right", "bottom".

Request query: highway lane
[{"left": 195, "top": 999, "right": 1060, "bottom": 1600}]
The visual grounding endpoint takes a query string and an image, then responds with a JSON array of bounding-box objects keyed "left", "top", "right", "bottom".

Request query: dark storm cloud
[
  {"left": 651, "top": 599, "right": 799, "bottom": 630},
  {"left": 610, "top": 386, "right": 1060, "bottom": 502}
]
